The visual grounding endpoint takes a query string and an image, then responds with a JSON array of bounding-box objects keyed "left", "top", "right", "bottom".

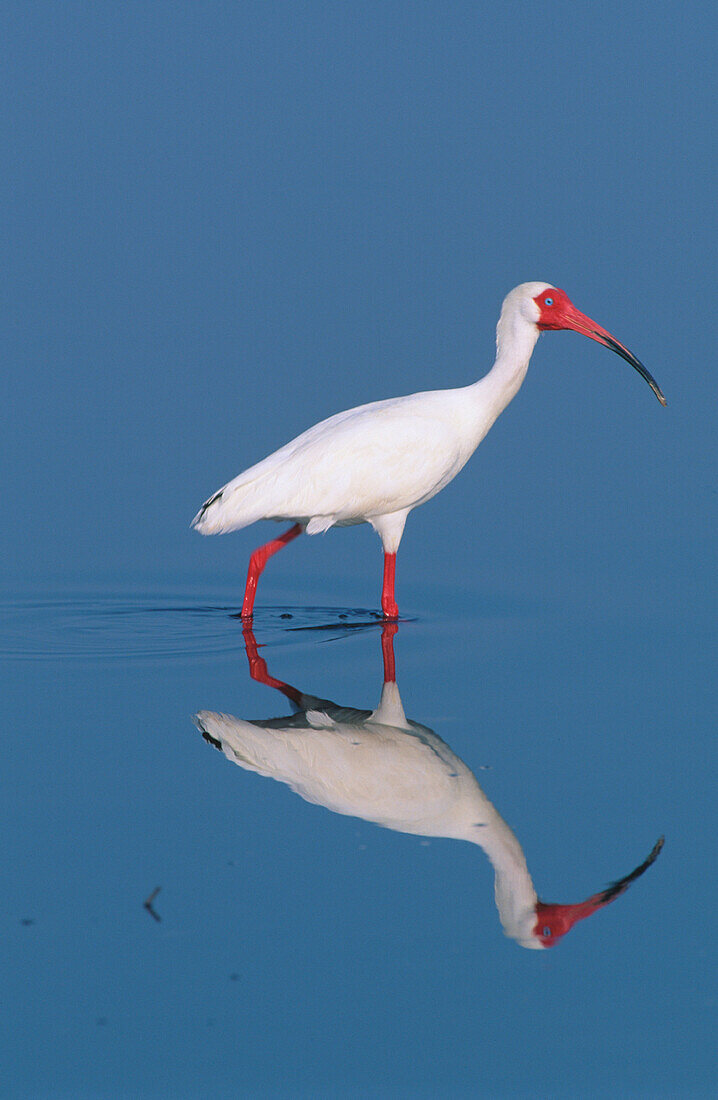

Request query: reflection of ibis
[
  {"left": 192, "top": 283, "right": 666, "bottom": 619},
  {"left": 195, "top": 625, "right": 662, "bottom": 949}
]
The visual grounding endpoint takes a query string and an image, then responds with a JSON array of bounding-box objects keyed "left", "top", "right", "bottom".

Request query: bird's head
[
  {"left": 524, "top": 282, "right": 667, "bottom": 405},
  {"left": 530, "top": 836, "right": 665, "bottom": 948}
]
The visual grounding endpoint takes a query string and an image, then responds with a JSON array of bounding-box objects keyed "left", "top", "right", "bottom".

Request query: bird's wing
[
  {"left": 199, "top": 393, "right": 468, "bottom": 530},
  {"left": 194, "top": 710, "right": 478, "bottom": 834}
]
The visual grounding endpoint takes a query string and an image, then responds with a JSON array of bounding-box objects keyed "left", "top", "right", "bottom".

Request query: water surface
[{"left": 3, "top": 584, "right": 714, "bottom": 1097}]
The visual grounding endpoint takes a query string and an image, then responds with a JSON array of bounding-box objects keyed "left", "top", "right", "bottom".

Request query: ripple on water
[{"left": 0, "top": 594, "right": 390, "bottom": 662}]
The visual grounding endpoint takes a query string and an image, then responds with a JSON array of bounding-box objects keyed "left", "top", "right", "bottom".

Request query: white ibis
[
  {"left": 195, "top": 624, "right": 663, "bottom": 948},
  {"left": 192, "top": 283, "right": 666, "bottom": 618}
]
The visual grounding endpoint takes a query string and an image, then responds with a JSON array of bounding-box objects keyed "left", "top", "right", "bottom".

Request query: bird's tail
[
  {"left": 194, "top": 711, "right": 270, "bottom": 771},
  {"left": 191, "top": 488, "right": 226, "bottom": 534},
  {"left": 194, "top": 711, "right": 304, "bottom": 779},
  {"left": 192, "top": 482, "right": 259, "bottom": 535},
  {"left": 192, "top": 470, "right": 281, "bottom": 534}
]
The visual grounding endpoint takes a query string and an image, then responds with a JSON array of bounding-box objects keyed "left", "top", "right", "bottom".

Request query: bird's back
[
  {"left": 192, "top": 387, "right": 478, "bottom": 535},
  {"left": 194, "top": 707, "right": 486, "bottom": 839}
]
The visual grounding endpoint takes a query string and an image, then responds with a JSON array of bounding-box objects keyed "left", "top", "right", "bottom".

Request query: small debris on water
[{"left": 143, "top": 886, "right": 162, "bottom": 922}]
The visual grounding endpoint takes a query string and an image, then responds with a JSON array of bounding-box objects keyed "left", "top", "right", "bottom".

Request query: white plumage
[
  {"left": 192, "top": 367, "right": 505, "bottom": 544},
  {"left": 195, "top": 627, "right": 664, "bottom": 948},
  {"left": 192, "top": 282, "right": 665, "bottom": 617},
  {"left": 195, "top": 694, "right": 548, "bottom": 948}
]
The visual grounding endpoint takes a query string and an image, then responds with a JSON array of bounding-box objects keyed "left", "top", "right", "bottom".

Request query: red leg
[
  {"left": 381, "top": 552, "right": 399, "bottom": 620},
  {"left": 242, "top": 626, "right": 303, "bottom": 707},
  {"left": 242, "top": 523, "right": 302, "bottom": 619},
  {"left": 381, "top": 621, "right": 398, "bottom": 683}
]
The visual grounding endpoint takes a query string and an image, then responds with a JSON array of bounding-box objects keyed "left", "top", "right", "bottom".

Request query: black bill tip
[
  {"left": 595, "top": 332, "right": 667, "bottom": 406},
  {"left": 597, "top": 836, "right": 665, "bottom": 904}
]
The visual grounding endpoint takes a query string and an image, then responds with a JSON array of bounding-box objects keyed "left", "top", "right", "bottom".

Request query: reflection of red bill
[{"left": 533, "top": 836, "right": 664, "bottom": 947}]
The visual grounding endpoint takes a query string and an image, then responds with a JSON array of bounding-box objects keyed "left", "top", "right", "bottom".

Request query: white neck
[
  {"left": 480, "top": 304, "right": 540, "bottom": 412},
  {"left": 466, "top": 803, "right": 541, "bottom": 947},
  {"left": 453, "top": 302, "right": 541, "bottom": 459}
]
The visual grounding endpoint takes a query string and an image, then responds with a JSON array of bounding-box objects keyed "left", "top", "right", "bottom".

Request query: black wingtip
[
  {"left": 192, "top": 488, "right": 224, "bottom": 529},
  {"left": 200, "top": 489, "right": 223, "bottom": 516},
  {"left": 194, "top": 714, "right": 223, "bottom": 751}
]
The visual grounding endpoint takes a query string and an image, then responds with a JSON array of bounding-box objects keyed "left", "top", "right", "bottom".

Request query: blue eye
[
  {"left": 542, "top": 927, "right": 552, "bottom": 937},
  {"left": 545, "top": 297, "right": 554, "bottom": 306}
]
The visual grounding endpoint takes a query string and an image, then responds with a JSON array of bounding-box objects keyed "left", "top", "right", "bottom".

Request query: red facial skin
[
  {"left": 534, "top": 286, "right": 636, "bottom": 347},
  {"left": 532, "top": 836, "right": 664, "bottom": 947},
  {"left": 532, "top": 287, "right": 667, "bottom": 405},
  {"left": 533, "top": 287, "right": 576, "bottom": 331},
  {"left": 533, "top": 896, "right": 613, "bottom": 948}
]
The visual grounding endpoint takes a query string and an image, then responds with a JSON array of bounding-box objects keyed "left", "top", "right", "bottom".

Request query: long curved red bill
[
  {"left": 533, "top": 836, "right": 664, "bottom": 947},
  {"left": 563, "top": 304, "right": 667, "bottom": 406}
]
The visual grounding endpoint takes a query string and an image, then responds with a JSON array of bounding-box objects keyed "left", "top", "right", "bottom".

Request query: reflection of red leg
[
  {"left": 241, "top": 524, "right": 302, "bottom": 619},
  {"left": 381, "top": 552, "right": 399, "bottom": 619},
  {"left": 242, "top": 627, "right": 303, "bottom": 707},
  {"left": 381, "top": 621, "right": 398, "bottom": 683}
]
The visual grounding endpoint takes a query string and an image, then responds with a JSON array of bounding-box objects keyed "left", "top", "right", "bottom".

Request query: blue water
[
  {"left": 3, "top": 3, "right": 716, "bottom": 1095},
  {"left": 3, "top": 580, "right": 715, "bottom": 1098}
]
